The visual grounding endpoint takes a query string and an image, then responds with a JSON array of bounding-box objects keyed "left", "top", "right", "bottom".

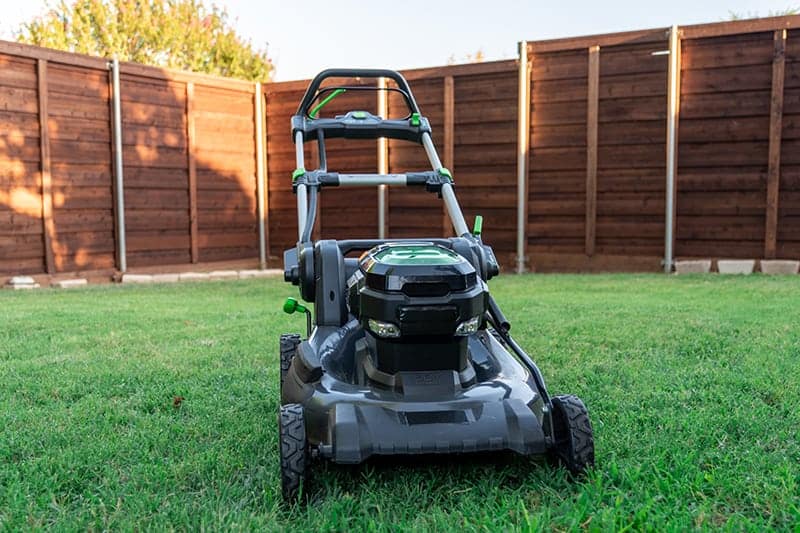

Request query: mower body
[
  {"left": 277, "top": 69, "right": 593, "bottom": 501},
  {"left": 282, "top": 241, "right": 549, "bottom": 463}
]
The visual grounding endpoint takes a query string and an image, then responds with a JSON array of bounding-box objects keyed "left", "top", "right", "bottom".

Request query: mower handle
[{"left": 296, "top": 68, "right": 421, "bottom": 116}]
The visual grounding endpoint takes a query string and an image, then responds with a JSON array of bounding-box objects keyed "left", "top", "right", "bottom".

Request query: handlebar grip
[{"left": 296, "top": 68, "right": 420, "bottom": 116}]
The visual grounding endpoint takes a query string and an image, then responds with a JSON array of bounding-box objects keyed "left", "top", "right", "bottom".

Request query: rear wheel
[
  {"left": 279, "top": 334, "right": 301, "bottom": 394},
  {"left": 279, "top": 403, "right": 309, "bottom": 503},
  {"left": 548, "top": 394, "right": 594, "bottom": 477}
]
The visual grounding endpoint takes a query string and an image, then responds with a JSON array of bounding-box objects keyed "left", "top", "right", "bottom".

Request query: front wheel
[
  {"left": 548, "top": 394, "right": 595, "bottom": 477},
  {"left": 279, "top": 403, "right": 309, "bottom": 503}
]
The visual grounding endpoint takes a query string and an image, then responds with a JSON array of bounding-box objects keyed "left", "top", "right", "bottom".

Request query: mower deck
[{"left": 282, "top": 328, "right": 550, "bottom": 464}]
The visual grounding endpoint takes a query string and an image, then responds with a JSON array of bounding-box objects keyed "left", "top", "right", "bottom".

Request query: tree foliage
[
  {"left": 728, "top": 6, "right": 799, "bottom": 20},
  {"left": 16, "top": 0, "right": 272, "bottom": 81},
  {"left": 446, "top": 49, "right": 485, "bottom": 65}
]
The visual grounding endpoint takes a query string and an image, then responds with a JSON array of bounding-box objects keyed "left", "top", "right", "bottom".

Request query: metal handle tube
[
  {"left": 421, "top": 132, "right": 443, "bottom": 170},
  {"left": 297, "top": 184, "right": 308, "bottom": 241},
  {"left": 109, "top": 58, "right": 127, "bottom": 273},
  {"left": 336, "top": 174, "right": 409, "bottom": 186},
  {"left": 421, "top": 131, "right": 469, "bottom": 236},
  {"left": 441, "top": 183, "right": 470, "bottom": 236},
  {"left": 295, "top": 131, "right": 308, "bottom": 240},
  {"left": 295, "top": 131, "right": 305, "bottom": 168}
]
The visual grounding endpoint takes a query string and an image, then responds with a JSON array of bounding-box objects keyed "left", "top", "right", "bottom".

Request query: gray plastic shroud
[{"left": 282, "top": 326, "right": 549, "bottom": 464}]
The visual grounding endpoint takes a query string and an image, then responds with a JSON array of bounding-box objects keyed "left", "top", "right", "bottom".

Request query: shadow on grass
[{"left": 298, "top": 451, "right": 582, "bottom": 508}]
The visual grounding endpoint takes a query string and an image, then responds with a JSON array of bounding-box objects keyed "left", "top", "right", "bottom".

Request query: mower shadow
[{"left": 305, "top": 451, "right": 574, "bottom": 504}]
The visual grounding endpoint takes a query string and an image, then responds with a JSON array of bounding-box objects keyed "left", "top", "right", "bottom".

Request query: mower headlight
[
  {"left": 368, "top": 319, "right": 401, "bottom": 338},
  {"left": 455, "top": 315, "right": 481, "bottom": 336}
]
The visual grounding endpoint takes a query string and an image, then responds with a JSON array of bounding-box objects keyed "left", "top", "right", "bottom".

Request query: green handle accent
[
  {"left": 472, "top": 215, "right": 483, "bottom": 237},
  {"left": 438, "top": 167, "right": 452, "bottom": 181},
  {"left": 309, "top": 88, "right": 346, "bottom": 118},
  {"left": 292, "top": 168, "right": 305, "bottom": 181},
  {"left": 283, "top": 297, "right": 308, "bottom": 314},
  {"left": 410, "top": 112, "right": 421, "bottom": 126}
]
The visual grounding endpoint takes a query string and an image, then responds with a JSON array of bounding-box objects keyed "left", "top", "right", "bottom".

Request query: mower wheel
[
  {"left": 548, "top": 394, "right": 594, "bottom": 477},
  {"left": 279, "top": 403, "right": 309, "bottom": 503},
  {"left": 279, "top": 334, "right": 301, "bottom": 392}
]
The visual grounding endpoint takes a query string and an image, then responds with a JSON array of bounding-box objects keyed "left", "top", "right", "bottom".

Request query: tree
[
  {"left": 446, "top": 48, "right": 486, "bottom": 66},
  {"left": 728, "top": 6, "right": 799, "bottom": 20},
  {"left": 16, "top": 0, "right": 272, "bottom": 81}
]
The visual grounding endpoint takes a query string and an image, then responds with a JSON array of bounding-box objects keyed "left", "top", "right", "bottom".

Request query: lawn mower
[{"left": 279, "top": 69, "right": 594, "bottom": 502}]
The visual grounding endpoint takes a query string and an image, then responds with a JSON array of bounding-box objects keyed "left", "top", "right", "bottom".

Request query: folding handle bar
[{"left": 296, "top": 68, "right": 421, "bottom": 116}]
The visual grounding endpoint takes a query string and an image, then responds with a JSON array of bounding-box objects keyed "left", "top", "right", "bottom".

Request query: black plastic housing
[
  {"left": 348, "top": 244, "right": 488, "bottom": 376},
  {"left": 292, "top": 113, "right": 431, "bottom": 143}
]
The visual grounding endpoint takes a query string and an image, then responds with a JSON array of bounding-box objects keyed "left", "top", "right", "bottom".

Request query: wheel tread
[
  {"left": 550, "top": 394, "right": 595, "bottom": 477},
  {"left": 279, "top": 403, "right": 308, "bottom": 502},
  {"left": 279, "top": 334, "right": 301, "bottom": 391}
]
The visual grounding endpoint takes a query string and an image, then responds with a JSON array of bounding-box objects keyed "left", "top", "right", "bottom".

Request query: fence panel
[
  {"left": 676, "top": 31, "right": 774, "bottom": 259},
  {"left": 779, "top": 29, "right": 800, "bottom": 258},
  {"left": 121, "top": 74, "right": 190, "bottom": 267},
  {"left": 0, "top": 54, "right": 44, "bottom": 274},
  {"left": 529, "top": 48, "right": 590, "bottom": 260},
  {"left": 193, "top": 84, "right": 258, "bottom": 262},
  {"left": 596, "top": 36, "right": 668, "bottom": 258},
  {"left": 47, "top": 62, "right": 115, "bottom": 272}
]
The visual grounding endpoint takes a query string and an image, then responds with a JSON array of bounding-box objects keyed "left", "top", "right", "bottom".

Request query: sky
[{"left": 1, "top": 0, "right": 796, "bottom": 81}]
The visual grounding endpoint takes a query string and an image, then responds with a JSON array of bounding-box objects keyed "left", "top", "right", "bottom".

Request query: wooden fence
[
  {"left": 0, "top": 41, "right": 261, "bottom": 275},
  {"left": 2, "top": 15, "right": 800, "bottom": 277}
]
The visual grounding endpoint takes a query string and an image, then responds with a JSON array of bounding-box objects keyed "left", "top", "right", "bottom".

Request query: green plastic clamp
[
  {"left": 472, "top": 215, "right": 483, "bottom": 237},
  {"left": 410, "top": 112, "right": 421, "bottom": 126},
  {"left": 437, "top": 167, "right": 453, "bottom": 181},
  {"left": 292, "top": 168, "right": 305, "bottom": 182}
]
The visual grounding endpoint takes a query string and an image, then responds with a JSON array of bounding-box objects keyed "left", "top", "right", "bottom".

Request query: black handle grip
[{"left": 296, "top": 68, "right": 420, "bottom": 116}]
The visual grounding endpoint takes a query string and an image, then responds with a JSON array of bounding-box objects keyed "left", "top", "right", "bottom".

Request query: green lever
[
  {"left": 472, "top": 215, "right": 483, "bottom": 237},
  {"left": 309, "top": 88, "right": 346, "bottom": 118},
  {"left": 283, "top": 297, "right": 312, "bottom": 336},
  {"left": 283, "top": 297, "right": 308, "bottom": 315}
]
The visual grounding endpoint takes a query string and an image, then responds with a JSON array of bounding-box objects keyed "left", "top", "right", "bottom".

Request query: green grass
[{"left": 2, "top": 274, "right": 799, "bottom": 531}]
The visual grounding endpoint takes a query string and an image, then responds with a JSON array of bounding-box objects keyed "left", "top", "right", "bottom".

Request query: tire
[
  {"left": 280, "top": 334, "right": 301, "bottom": 392},
  {"left": 548, "top": 394, "right": 594, "bottom": 477},
  {"left": 279, "top": 403, "right": 309, "bottom": 503}
]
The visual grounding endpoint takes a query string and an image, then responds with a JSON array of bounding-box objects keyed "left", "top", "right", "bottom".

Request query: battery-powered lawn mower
[{"left": 279, "top": 69, "right": 594, "bottom": 502}]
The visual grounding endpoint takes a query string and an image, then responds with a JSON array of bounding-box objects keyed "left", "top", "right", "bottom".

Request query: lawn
[{"left": 1, "top": 274, "right": 799, "bottom": 531}]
